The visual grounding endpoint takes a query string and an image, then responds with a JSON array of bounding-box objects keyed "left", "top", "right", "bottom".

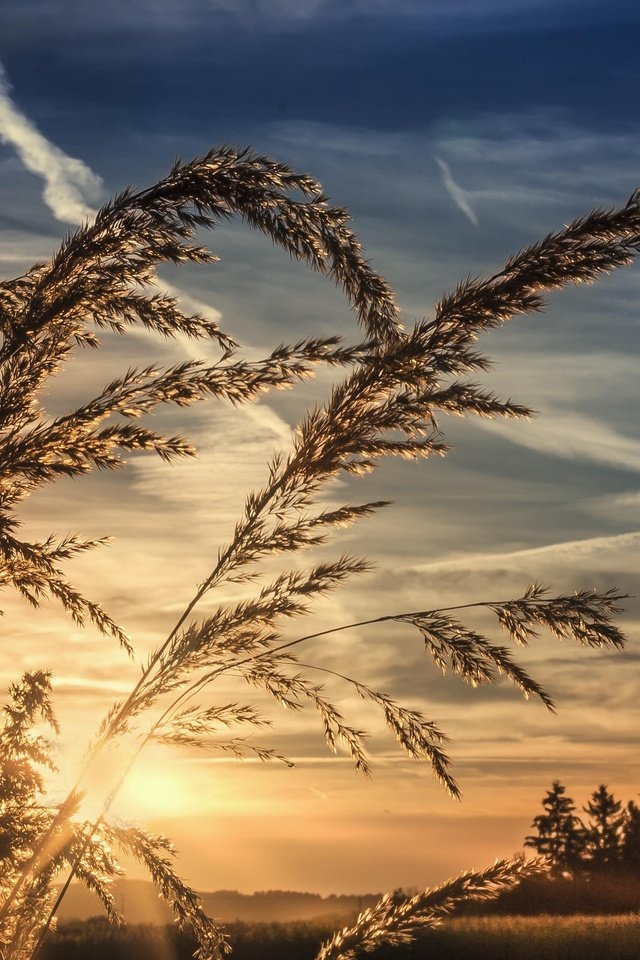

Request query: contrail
[
  {"left": 435, "top": 155, "right": 478, "bottom": 227},
  {"left": 0, "top": 61, "right": 102, "bottom": 224},
  {"left": 0, "top": 63, "right": 287, "bottom": 454}
]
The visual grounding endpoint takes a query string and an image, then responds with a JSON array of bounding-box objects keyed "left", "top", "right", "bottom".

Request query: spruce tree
[
  {"left": 583, "top": 784, "right": 624, "bottom": 872},
  {"left": 620, "top": 800, "right": 640, "bottom": 877},
  {"left": 525, "top": 781, "right": 586, "bottom": 878}
]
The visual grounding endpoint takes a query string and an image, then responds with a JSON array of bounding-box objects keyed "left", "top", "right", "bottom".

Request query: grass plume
[{"left": 0, "top": 147, "right": 636, "bottom": 959}]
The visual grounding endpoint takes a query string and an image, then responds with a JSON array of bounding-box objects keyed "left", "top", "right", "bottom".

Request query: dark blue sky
[{"left": 2, "top": 0, "right": 640, "bottom": 159}]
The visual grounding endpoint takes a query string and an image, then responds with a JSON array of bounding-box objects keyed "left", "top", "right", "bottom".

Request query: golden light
[{"left": 116, "top": 758, "right": 206, "bottom": 820}]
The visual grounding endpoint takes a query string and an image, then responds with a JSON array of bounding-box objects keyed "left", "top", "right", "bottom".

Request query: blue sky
[{"left": 0, "top": 0, "right": 639, "bottom": 895}]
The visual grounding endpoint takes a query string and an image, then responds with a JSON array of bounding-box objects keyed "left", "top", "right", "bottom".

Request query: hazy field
[
  {"left": 432, "top": 915, "right": 640, "bottom": 960},
  {"left": 41, "top": 914, "right": 640, "bottom": 960}
]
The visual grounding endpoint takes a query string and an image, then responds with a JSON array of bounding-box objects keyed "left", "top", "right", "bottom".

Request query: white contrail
[
  {"left": 0, "top": 61, "right": 102, "bottom": 224},
  {"left": 435, "top": 155, "right": 478, "bottom": 227},
  {"left": 0, "top": 62, "right": 230, "bottom": 352},
  {"left": 0, "top": 63, "right": 291, "bottom": 456}
]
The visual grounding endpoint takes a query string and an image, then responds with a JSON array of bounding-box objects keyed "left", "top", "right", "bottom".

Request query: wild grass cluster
[{"left": 0, "top": 146, "right": 636, "bottom": 959}]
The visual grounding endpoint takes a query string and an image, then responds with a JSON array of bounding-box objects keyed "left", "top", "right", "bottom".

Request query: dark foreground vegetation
[
  {"left": 41, "top": 915, "right": 640, "bottom": 960},
  {"left": 480, "top": 873, "right": 640, "bottom": 915},
  {"left": 41, "top": 918, "right": 335, "bottom": 960},
  {"left": 410, "top": 916, "right": 640, "bottom": 960}
]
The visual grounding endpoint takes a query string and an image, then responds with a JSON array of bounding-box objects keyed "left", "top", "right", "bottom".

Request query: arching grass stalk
[{"left": 0, "top": 151, "right": 638, "bottom": 959}]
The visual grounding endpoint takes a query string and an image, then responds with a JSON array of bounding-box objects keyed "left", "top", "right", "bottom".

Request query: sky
[{"left": 0, "top": 0, "right": 639, "bottom": 900}]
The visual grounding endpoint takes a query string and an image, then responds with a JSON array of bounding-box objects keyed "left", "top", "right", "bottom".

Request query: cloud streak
[
  {"left": 0, "top": 61, "right": 102, "bottom": 224},
  {"left": 434, "top": 155, "right": 478, "bottom": 226},
  {"left": 412, "top": 529, "right": 640, "bottom": 576}
]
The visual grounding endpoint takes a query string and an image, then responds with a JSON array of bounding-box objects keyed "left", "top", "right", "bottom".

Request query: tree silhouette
[
  {"left": 524, "top": 781, "right": 586, "bottom": 878},
  {"left": 620, "top": 800, "right": 640, "bottom": 877},
  {"left": 504, "top": 784, "right": 640, "bottom": 914},
  {"left": 583, "top": 784, "right": 624, "bottom": 871}
]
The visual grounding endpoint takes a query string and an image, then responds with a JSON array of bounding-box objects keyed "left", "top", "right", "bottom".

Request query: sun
[{"left": 113, "top": 753, "right": 218, "bottom": 821}]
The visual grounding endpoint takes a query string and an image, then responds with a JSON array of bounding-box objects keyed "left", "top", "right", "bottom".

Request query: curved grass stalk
[{"left": 0, "top": 155, "right": 638, "bottom": 957}]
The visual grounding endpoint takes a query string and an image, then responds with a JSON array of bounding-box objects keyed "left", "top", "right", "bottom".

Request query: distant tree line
[{"left": 524, "top": 781, "right": 640, "bottom": 880}]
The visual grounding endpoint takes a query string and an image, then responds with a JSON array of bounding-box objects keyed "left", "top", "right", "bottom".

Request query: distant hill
[{"left": 55, "top": 881, "right": 381, "bottom": 925}]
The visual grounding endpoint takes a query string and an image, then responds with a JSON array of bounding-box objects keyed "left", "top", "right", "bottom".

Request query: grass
[
  {"left": 433, "top": 914, "right": 640, "bottom": 960},
  {"left": 0, "top": 142, "right": 637, "bottom": 958},
  {"left": 41, "top": 915, "right": 640, "bottom": 960}
]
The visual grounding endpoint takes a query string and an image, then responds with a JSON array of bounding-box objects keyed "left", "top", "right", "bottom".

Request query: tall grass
[{"left": 0, "top": 146, "right": 636, "bottom": 959}]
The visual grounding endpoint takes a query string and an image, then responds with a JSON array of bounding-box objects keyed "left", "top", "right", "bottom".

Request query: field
[
  {"left": 41, "top": 915, "right": 640, "bottom": 960},
  {"left": 428, "top": 915, "right": 640, "bottom": 959}
]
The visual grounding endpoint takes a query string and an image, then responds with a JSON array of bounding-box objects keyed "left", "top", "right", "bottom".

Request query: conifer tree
[
  {"left": 620, "top": 800, "right": 640, "bottom": 876},
  {"left": 525, "top": 781, "right": 586, "bottom": 878},
  {"left": 583, "top": 784, "right": 624, "bottom": 871}
]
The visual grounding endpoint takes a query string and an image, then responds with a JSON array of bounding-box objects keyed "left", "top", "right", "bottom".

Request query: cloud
[
  {"left": 597, "top": 490, "right": 640, "bottom": 513},
  {"left": 413, "top": 529, "right": 640, "bottom": 575},
  {"left": 348, "top": 0, "right": 587, "bottom": 19},
  {"left": 0, "top": 0, "right": 605, "bottom": 39},
  {"left": 0, "top": 62, "right": 102, "bottom": 224},
  {"left": 434, "top": 156, "right": 479, "bottom": 227},
  {"left": 131, "top": 402, "right": 290, "bottom": 502},
  {"left": 354, "top": 529, "right": 640, "bottom": 652},
  {"left": 476, "top": 410, "right": 640, "bottom": 474},
  {"left": 246, "top": 0, "right": 327, "bottom": 20}
]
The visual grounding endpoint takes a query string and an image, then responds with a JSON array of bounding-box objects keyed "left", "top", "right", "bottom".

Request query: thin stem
[
  {"left": 0, "top": 430, "right": 307, "bottom": 926},
  {"left": 31, "top": 738, "right": 146, "bottom": 959},
  {"left": 138, "top": 594, "right": 552, "bottom": 730}
]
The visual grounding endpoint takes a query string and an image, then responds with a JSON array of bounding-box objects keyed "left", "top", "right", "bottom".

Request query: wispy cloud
[
  {"left": 0, "top": 61, "right": 102, "bottom": 224},
  {"left": 358, "top": 530, "right": 640, "bottom": 640},
  {"left": 129, "top": 402, "right": 293, "bottom": 530},
  {"left": 412, "top": 529, "right": 640, "bottom": 576},
  {"left": 477, "top": 410, "right": 640, "bottom": 473},
  {"left": 434, "top": 155, "right": 478, "bottom": 226}
]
